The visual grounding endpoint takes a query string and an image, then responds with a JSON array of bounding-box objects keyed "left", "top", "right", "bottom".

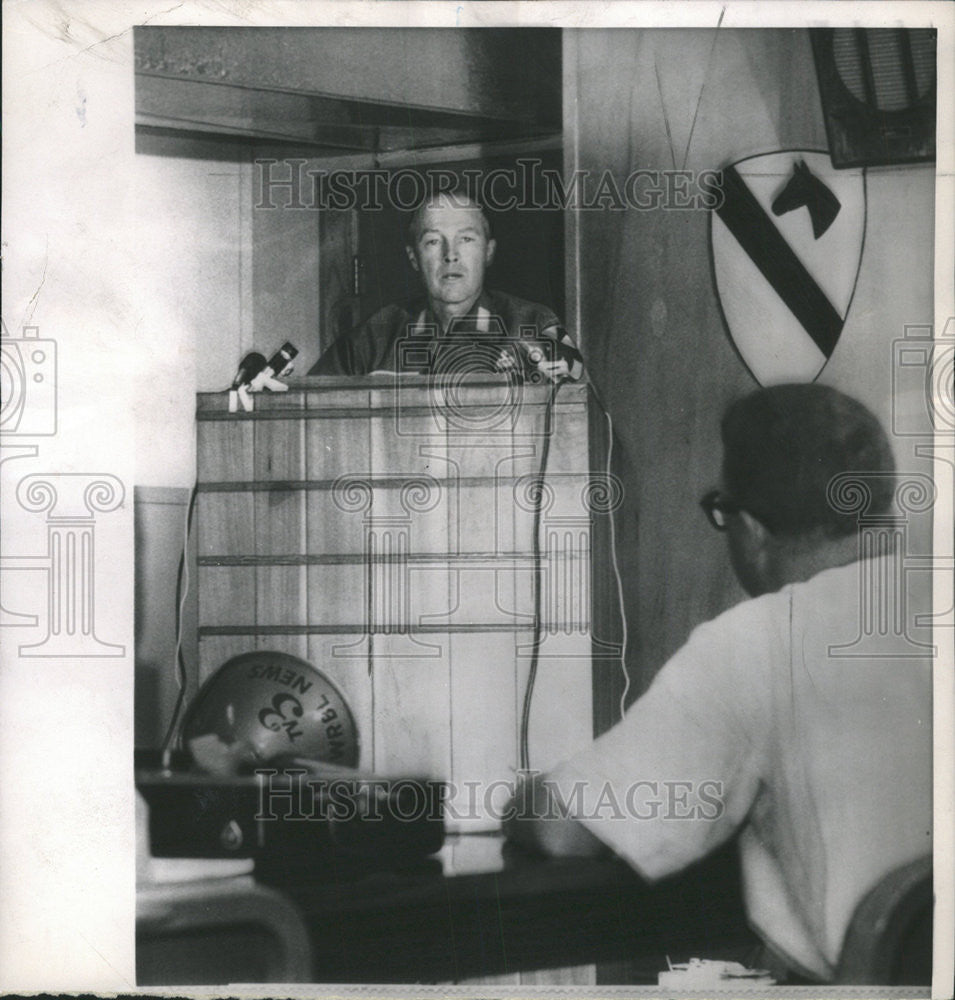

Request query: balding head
[
  {"left": 407, "top": 190, "right": 492, "bottom": 245},
  {"left": 405, "top": 189, "right": 496, "bottom": 314},
  {"left": 713, "top": 383, "right": 895, "bottom": 596}
]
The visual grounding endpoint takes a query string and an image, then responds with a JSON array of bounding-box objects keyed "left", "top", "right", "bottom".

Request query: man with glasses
[{"left": 505, "top": 383, "right": 932, "bottom": 984}]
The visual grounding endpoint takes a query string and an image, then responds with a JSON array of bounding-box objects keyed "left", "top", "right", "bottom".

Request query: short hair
[
  {"left": 406, "top": 187, "right": 492, "bottom": 245},
  {"left": 721, "top": 383, "right": 895, "bottom": 538}
]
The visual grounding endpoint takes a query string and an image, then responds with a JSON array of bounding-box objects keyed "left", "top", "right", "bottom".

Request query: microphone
[{"left": 228, "top": 343, "right": 299, "bottom": 412}]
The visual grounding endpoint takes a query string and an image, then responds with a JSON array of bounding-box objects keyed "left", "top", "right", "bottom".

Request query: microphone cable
[
  {"left": 518, "top": 377, "right": 560, "bottom": 772},
  {"left": 585, "top": 379, "right": 631, "bottom": 722}
]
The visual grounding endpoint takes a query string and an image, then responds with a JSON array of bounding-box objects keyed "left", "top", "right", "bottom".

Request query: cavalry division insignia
[{"left": 710, "top": 150, "right": 866, "bottom": 385}]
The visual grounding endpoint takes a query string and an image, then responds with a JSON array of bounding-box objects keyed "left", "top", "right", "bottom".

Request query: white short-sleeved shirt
[{"left": 548, "top": 556, "right": 932, "bottom": 980}]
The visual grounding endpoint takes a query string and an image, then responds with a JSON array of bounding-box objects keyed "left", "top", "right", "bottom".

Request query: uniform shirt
[
  {"left": 309, "top": 289, "right": 583, "bottom": 379},
  {"left": 548, "top": 556, "right": 932, "bottom": 981}
]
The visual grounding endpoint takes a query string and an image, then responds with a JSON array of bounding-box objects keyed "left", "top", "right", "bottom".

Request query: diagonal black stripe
[{"left": 715, "top": 166, "right": 844, "bottom": 358}]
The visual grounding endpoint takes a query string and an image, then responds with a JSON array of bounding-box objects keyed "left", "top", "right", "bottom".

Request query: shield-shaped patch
[{"left": 710, "top": 150, "right": 866, "bottom": 385}]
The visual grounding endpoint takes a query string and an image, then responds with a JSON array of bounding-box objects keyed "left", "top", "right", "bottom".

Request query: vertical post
[{"left": 562, "top": 28, "right": 582, "bottom": 350}]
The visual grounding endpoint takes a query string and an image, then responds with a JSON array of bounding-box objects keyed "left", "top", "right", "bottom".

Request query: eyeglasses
[{"left": 699, "top": 489, "right": 743, "bottom": 531}]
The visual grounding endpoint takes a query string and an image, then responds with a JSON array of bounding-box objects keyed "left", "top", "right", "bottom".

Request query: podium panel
[{"left": 196, "top": 376, "right": 596, "bottom": 813}]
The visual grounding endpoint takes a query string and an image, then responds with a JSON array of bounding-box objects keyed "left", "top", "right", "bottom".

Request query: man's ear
[
  {"left": 737, "top": 508, "right": 776, "bottom": 584},
  {"left": 405, "top": 244, "right": 419, "bottom": 272},
  {"left": 739, "top": 509, "right": 772, "bottom": 549},
  {"left": 485, "top": 238, "right": 497, "bottom": 268}
]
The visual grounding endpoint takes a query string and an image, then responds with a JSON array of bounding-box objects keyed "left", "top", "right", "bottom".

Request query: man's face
[
  {"left": 717, "top": 469, "right": 773, "bottom": 597},
  {"left": 406, "top": 200, "right": 496, "bottom": 309}
]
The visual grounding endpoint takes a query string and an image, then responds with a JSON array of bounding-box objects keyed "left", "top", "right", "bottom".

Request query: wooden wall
[
  {"left": 566, "top": 28, "right": 936, "bottom": 715},
  {"left": 136, "top": 28, "right": 561, "bottom": 131},
  {"left": 134, "top": 487, "right": 197, "bottom": 748},
  {"left": 250, "top": 153, "right": 321, "bottom": 372},
  {"left": 133, "top": 132, "right": 253, "bottom": 489}
]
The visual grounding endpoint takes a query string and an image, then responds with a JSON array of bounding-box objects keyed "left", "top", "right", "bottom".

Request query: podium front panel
[{"left": 196, "top": 376, "right": 596, "bottom": 813}]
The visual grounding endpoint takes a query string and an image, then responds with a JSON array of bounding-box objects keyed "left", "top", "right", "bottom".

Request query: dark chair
[
  {"left": 836, "top": 855, "right": 933, "bottom": 985},
  {"left": 138, "top": 876, "right": 313, "bottom": 984}
]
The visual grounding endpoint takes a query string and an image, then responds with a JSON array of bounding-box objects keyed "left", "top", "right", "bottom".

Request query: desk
[
  {"left": 266, "top": 833, "right": 756, "bottom": 984},
  {"left": 138, "top": 832, "right": 756, "bottom": 985}
]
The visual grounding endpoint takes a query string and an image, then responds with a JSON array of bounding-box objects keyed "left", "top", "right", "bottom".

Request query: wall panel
[{"left": 567, "top": 28, "right": 931, "bottom": 718}]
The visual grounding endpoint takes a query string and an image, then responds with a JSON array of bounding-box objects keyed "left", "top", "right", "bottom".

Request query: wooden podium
[{"left": 196, "top": 376, "right": 611, "bottom": 817}]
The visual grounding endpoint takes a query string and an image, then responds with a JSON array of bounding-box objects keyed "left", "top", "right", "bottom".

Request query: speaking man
[
  {"left": 504, "top": 383, "right": 932, "bottom": 983},
  {"left": 309, "top": 189, "right": 582, "bottom": 381}
]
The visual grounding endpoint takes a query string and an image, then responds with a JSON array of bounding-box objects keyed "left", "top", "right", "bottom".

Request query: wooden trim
[
  {"left": 263, "top": 134, "right": 565, "bottom": 173},
  {"left": 134, "top": 485, "right": 193, "bottom": 506},
  {"left": 196, "top": 403, "right": 583, "bottom": 421},
  {"left": 558, "top": 28, "right": 620, "bottom": 741},
  {"left": 238, "top": 148, "right": 256, "bottom": 356},
  {"left": 200, "top": 624, "right": 543, "bottom": 636},
  {"left": 198, "top": 553, "right": 556, "bottom": 566},
  {"left": 375, "top": 134, "right": 562, "bottom": 169},
  {"left": 196, "top": 474, "right": 581, "bottom": 492},
  {"left": 563, "top": 29, "right": 583, "bottom": 350},
  {"left": 198, "top": 374, "right": 591, "bottom": 398}
]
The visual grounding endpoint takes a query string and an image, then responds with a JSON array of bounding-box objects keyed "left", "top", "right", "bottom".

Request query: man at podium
[{"left": 309, "top": 189, "right": 583, "bottom": 382}]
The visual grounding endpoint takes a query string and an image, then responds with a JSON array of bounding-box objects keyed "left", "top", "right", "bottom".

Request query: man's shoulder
[
  {"left": 692, "top": 583, "right": 791, "bottom": 640},
  {"left": 310, "top": 299, "right": 426, "bottom": 374},
  {"left": 359, "top": 299, "right": 425, "bottom": 330},
  {"left": 484, "top": 289, "right": 562, "bottom": 327},
  {"left": 680, "top": 558, "right": 879, "bottom": 672}
]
